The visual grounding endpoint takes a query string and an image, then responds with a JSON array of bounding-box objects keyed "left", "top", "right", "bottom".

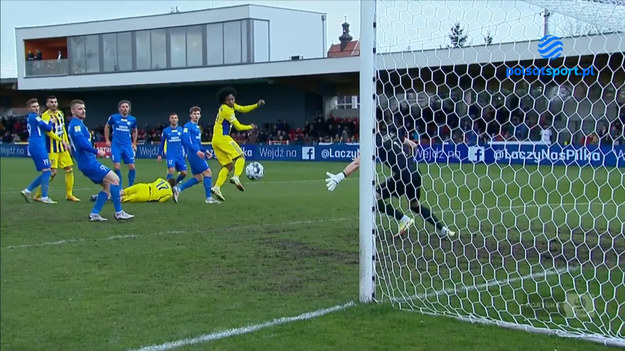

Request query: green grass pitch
[{"left": 1, "top": 157, "right": 622, "bottom": 350}]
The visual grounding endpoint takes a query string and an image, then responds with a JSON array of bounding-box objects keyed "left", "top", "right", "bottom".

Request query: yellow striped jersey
[
  {"left": 212, "top": 103, "right": 258, "bottom": 140},
  {"left": 41, "top": 109, "right": 68, "bottom": 152}
]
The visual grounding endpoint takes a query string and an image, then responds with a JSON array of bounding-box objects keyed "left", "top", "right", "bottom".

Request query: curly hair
[{"left": 216, "top": 87, "right": 237, "bottom": 104}]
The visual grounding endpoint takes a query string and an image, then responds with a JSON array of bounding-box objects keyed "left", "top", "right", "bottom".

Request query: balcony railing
[{"left": 25, "top": 59, "right": 69, "bottom": 77}]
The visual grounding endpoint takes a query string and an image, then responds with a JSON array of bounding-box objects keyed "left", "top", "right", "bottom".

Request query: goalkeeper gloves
[{"left": 325, "top": 171, "right": 346, "bottom": 191}]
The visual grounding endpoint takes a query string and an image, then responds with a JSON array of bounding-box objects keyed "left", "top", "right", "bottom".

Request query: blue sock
[
  {"left": 176, "top": 173, "right": 186, "bottom": 184},
  {"left": 114, "top": 169, "right": 122, "bottom": 188},
  {"left": 40, "top": 171, "right": 52, "bottom": 198},
  {"left": 110, "top": 184, "right": 122, "bottom": 212},
  {"left": 26, "top": 174, "right": 43, "bottom": 192},
  {"left": 203, "top": 176, "right": 212, "bottom": 198},
  {"left": 91, "top": 191, "right": 108, "bottom": 214},
  {"left": 179, "top": 177, "right": 198, "bottom": 192},
  {"left": 128, "top": 169, "right": 136, "bottom": 186},
  {"left": 166, "top": 173, "right": 174, "bottom": 180}
]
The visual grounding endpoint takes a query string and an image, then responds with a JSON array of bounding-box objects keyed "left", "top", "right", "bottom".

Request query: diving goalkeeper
[
  {"left": 90, "top": 178, "right": 175, "bottom": 203},
  {"left": 325, "top": 120, "right": 456, "bottom": 238}
]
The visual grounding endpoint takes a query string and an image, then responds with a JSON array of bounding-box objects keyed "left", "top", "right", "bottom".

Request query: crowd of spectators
[
  {"left": 85, "top": 114, "right": 360, "bottom": 146},
  {"left": 2, "top": 104, "right": 623, "bottom": 147},
  {"left": 0, "top": 116, "right": 28, "bottom": 143},
  {"left": 387, "top": 102, "right": 625, "bottom": 147}
]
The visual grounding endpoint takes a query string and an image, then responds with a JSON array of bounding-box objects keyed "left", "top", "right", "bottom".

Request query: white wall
[{"left": 250, "top": 6, "right": 326, "bottom": 61}]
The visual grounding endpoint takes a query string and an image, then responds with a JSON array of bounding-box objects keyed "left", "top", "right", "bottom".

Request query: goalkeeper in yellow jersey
[
  {"left": 210, "top": 87, "right": 265, "bottom": 201},
  {"left": 90, "top": 178, "right": 175, "bottom": 203},
  {"left": 33, "top": 95, "right": 80, "bottom": 202}
]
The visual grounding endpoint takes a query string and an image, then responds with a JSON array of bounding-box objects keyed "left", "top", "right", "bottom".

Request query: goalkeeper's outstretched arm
[{"left": 325, "top": 156, "right": 360, "bottom": 191}]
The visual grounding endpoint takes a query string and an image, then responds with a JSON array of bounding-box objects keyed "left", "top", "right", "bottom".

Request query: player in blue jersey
[
  {"left": 172, "top": 106, "right": 220, "bottom": 204},
  {"left": 157, "top": 112, "right": 187, "bottom": 184},
  {"left": 68, "top": 99, "right": 134, "bottom": 221},
  {"left": 104, "top": 100, "right": 138, "bottom": 188},
  {"left": 20, "top": 98, "right": 61, "bottom": 204}
]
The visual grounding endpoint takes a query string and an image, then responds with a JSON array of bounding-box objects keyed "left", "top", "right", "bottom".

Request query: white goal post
[{"left": 359, "top": 0, "right": 624, "bottom": 347}]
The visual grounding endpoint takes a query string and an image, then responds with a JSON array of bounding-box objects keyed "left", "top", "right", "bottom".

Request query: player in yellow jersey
[
  {"left": 89, "top": 178, "right": 176, "bottom": 203},
  {"left": 210, "top": 87, "right": 265, "bottom": 201},
  {"left": 33, "top": 95, "right": 80, "bottom": 202}
]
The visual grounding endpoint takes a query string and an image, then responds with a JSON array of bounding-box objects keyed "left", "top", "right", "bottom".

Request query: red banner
[{"left": 94, "top": 142, "right": 111, "bottom": 158}]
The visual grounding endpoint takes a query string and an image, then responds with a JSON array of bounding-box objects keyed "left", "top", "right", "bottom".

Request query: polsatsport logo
[
  {"left": 538, "top": 35, "right": 564, "bottom": 59},
  {"left": 506, "top": 35, "right": 595, "bottom": 78}
]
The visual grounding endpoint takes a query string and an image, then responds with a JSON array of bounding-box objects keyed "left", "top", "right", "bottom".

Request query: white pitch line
[
  {"left": 390, "top": 266, "right": 578, "bottom": 303},
  {"left": 129, "top": 301, "right": 356, "bottom": 351},
  {"left": 0, "top": 187, "right": 93, "bottom": 193},
  {"left": 1, "top": 219, "right": 353, "bottom": 250}
]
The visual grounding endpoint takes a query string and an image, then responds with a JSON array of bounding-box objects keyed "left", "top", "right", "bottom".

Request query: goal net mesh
[{"left": 371, "top": 0, "right": 624, "bottom": 345}]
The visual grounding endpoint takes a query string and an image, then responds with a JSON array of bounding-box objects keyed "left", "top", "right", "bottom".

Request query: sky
[{"left": 1, "top": 0, "right": 621, "bottom": 79}]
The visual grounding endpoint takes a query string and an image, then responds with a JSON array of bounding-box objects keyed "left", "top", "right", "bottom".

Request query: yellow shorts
[
  {"left": 121, "top": 184, "right": 150, "bottom": 203},
  {"left": 212, "top": 136, "right": 245, "bottom": 166},
  {"left": 49, "top": 151, "right": 74, "bottom": 169}
]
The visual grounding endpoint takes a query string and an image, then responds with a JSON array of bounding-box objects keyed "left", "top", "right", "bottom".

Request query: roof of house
[{"left": 327, "top": 40, "right": 360, "bottom": 58}]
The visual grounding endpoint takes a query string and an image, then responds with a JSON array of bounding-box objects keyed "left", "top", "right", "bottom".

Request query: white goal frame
[{"left": 358, "top": 0, "right": 624, "bottom": 347}]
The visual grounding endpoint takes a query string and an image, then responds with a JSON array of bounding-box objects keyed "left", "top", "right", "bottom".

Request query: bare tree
[
  {"left": 448, "top": 22, "right": 468, "bottom": 48},
  {"left": 552, "top": 16, "right": 612, "bottom": 36},
  {"left": 483, "top": 30, "right": 493, "bottom": 45}
]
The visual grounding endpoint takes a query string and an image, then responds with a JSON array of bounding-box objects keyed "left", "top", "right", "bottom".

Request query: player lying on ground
[
  {"left": 325, "top": 120, "right": 456, "bottom": 238},
  {"left": 90, "top": 178, "right": 176, "bottom": 203}
]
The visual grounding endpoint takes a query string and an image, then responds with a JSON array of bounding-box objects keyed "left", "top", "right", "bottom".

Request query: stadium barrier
[{"left": 1, "top": 142, "right": 624, "bottom": 167}]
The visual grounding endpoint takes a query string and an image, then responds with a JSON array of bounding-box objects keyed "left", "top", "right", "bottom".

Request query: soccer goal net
[{"left": 359, "top": 0, "right": 625, "bottom": 346}]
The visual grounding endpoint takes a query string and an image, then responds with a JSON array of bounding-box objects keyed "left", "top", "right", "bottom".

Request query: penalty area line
[{"left": 129, "top": 301, "right": 356, "bottom": 351}]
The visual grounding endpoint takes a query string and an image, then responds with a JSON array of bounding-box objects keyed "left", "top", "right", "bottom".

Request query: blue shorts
[
  {"left": 187, "top": 154, "right": 209, "bottom": 175},
  {"left": 30, "top": 150, "right": 51, "bottom": 171},
  {"left": 111, "top": 144, "right": 135, "bottom": 164},
  {"left": 167, "top": 158, "right": 187, "bottom": 172},
  {"left": 80, "top": 160, "right": 112, "bottom": 184}
]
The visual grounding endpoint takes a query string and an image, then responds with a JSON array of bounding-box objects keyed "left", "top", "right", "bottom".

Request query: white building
[{"left": 15, "top": 4, "right": 330, "bottom": 90}]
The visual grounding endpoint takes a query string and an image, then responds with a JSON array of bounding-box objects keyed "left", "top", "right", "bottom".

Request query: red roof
[{"left": 327, "top": 40, "right": 360, "bottom": 58}]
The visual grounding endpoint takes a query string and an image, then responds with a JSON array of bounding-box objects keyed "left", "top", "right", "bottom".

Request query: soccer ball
[{"left": 245, "top": 161, "right": 264, "bottom": 180}]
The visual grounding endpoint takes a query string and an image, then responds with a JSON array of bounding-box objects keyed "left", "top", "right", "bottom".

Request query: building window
[
  {"left": 223, "top": 21, "right": 242, "bottom": 64},
  {"left": 102, "top": 34, "right": 118, "bottom": 72},
  {"left": 206, "top": 23, "right": 223, "bottom": 65},
  {"left": 169, "top": 27, "right": 186, "bottom": 68},
  {"left": 151, "top": 29, "right": 166, "bottom": 69},
  {"left": 85, "top": 35, "right": 100, "bottom": 73},
  {"left": 186, "top": 25, "right": 203, "bottom": 66},
  {"left": 253, "top": 20, "right": 269, "bottom": 62},
  {"left": 69, "top": 36, "right": 86, "bottom": 74},
  {"left": 337, "top": 95, "right": 359, "bottom": 109},
  {"left": 135, "top": 30, "right": 151, "bottom": 70},
  {"left": 241, "top": 20, "right": 249, "bottom": 63},
  {"left": 117, "top": 32, "right": 132, "bottom": 71}
]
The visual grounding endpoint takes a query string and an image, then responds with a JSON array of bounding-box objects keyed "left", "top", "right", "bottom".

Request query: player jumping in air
[
  {"left": 172, "top": 106, "right": 220, "bottom": 204},
  {"left": 68, "top": 99, "right": 134, "bottom": 221},
  {"left": 325, "top": 118, "right": 456, "bottom": 238},
  {"left": 210, "top": 87, "right": 264, "bottom": 201},
  {"left": 20, "top": 98, "right": 61, "bottom": 204},
  {"left": 157, "top": 112, "right": 187, "bottom": 184},
  {"left": 104, "top": 100, "right": 138, "bottom": 188}
]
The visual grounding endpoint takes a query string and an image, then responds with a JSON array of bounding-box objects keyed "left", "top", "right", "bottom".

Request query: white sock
[{"left": 401, "top": 215, "right": 410, "bottom": 222}]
